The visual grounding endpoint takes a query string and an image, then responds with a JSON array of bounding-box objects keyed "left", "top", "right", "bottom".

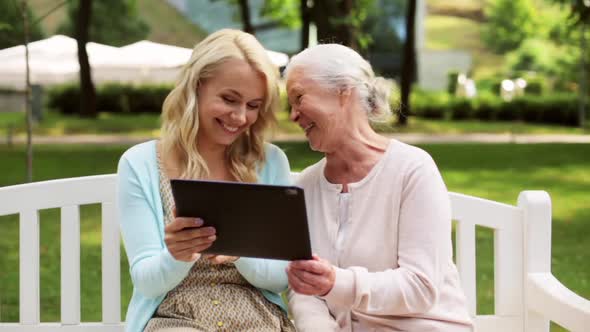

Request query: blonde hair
[
  {"left": 160, "top": 29, "right": 280, "bottom": 182},
  {"left": 285, "top": 44, "right": 393, "bottom": 122}
]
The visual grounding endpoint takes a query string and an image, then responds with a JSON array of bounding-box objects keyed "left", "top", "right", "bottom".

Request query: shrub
[
  {"left": 473, "top": 93, "right": 500, "bottom": 120},
  {"left": 97, "top": 83, "right": 129, "bottom": 113},
  {"left": 411, "top": 91, "right": 450, "bottom": 119},
  {"left": 48, "top": 83, "right": 173, "bottom": 115},
  {"left": 449, "top": 98, "right": 473, "bottom": 120},
  {"left": 497, "top": 99, "right": 521, "bottom": 121},
  {"left": 410, "top": 91, "right": 580, "bottom": 126},
  {"left": 524, "top": 78, "right": 546, "bottom": 95},
  {"left": 47, "top": 83, "right": 81, "bottom": 115},
  {"left": 536, "top": 94, "right": 578, "bottom": 126},
  {"left": 127, "top": 85, "right": 171, "bottom": 113}
]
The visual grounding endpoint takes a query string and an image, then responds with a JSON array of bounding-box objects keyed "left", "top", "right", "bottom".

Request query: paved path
[{"left": 2, "top": 133, "right": 590, "bottom": 145}]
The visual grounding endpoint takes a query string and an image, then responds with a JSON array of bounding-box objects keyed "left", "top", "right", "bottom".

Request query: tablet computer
[{"left": 170, "top": 179, "right": 312, "bottom": 261}]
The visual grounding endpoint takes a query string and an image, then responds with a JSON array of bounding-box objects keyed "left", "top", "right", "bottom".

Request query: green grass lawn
[
  {"left": 0, "top": 111, "right": 586, "bottom": 138},
  {"left": 1, "top": 143, "right": 589, "bottom": 331},
  {"left": 0, "top": 111, "right": 162, "bottom": 137}
]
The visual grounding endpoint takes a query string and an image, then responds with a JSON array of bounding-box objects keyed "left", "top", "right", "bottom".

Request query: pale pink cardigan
[{"left": 288, "top": 140, "right": 474, "bottom": 332}]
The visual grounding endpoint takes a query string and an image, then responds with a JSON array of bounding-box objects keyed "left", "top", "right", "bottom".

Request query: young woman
[{"left": 117, "top": 29, "right": 294, "bottom": 332}]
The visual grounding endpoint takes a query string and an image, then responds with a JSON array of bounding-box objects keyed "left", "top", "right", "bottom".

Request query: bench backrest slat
[
  {"left": 102, "top": 202, "right": 121, "bottom": 324},
  {"left": 455, "top": 219, "right": 476, "bottom": 316},
  {"left": 449, "top": 192, "right": 525, "bottom": 331},
  {"left": 61, "top": 205, "right": 81, "bottom": 324},
  {"left": 19, "top": 210, "right": 40, "bottom": 324}
]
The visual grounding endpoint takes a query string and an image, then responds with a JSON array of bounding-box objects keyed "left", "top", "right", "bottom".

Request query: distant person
[
  {"left": 117, "top": 29, "right": 294, "bottom": 332},
  {"left": 284, "top": 44, "right": 474, "bottom": 332}
]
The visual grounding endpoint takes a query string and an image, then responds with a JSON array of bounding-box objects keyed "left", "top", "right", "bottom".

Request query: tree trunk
[
  {"left": 399, "top": 0, "right": 417, "bottom": 126},
  {"left": 238, "top": 0, "right": 254, "bottom": 34},
  {"left": 338, "top": 0, "right": 357, "bottom": 50},
  {"left": 300, "top": 0, "right": 310, "bottom": 50},
  {"left": 76, "top": 0, "right": 97, "bottom": 118},
  {"left": 310, "top": 0, "right": 356, "bottom": 49},
  {"left": 579, "top": 22, "right": 587, "bottom": 128},
  {"left": 21, "top": 0, "right": 33, "bottom": 182}
]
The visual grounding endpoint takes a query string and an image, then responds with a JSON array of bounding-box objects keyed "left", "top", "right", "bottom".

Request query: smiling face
[
  {"left": 196, "top": 58, "right": 266, "bottom": 149},
  {"left": 286, "top": 68, "right": 347, "bottom": 153}
]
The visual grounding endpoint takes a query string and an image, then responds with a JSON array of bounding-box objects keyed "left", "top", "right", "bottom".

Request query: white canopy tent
[
  {"left": 0, "top": 36, "right": 290, "bottom": 89},
  {"left": 91, "top": 40, "right": 194, "bottom": 84},
  {"left": 0, "top": 35, "right": 119, "bottom": 90},
  {"left": 94, "top": 40, "right": 290, "bottom": 84}
]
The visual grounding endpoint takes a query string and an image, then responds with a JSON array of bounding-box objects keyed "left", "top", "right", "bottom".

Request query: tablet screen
[{"left": 170, "top": 179, "right": 312, "bottom": 261}]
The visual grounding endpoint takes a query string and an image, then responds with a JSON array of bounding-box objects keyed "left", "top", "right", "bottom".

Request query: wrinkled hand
[
  {"left": 164, "top": 209, "right": 216, "bottom": 262},
  {"left": 287, "top": 254, "right": 335, "bottom": 296},
  {"left": 204, "top": 255, "right": 239, "bottom": 265}
]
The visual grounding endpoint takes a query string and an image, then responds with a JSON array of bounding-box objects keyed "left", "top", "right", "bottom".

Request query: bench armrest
[{"left": 527, "top": 272, "right": 590, "bottom": 331}]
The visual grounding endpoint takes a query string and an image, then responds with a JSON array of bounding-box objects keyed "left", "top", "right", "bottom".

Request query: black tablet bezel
[{"left": 169, "top": 179, "right": 313, "bottom": 261}]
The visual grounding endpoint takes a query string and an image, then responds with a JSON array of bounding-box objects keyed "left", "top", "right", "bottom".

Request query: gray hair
[{"left": 285, "top": 44, "right": 393, "bottom": 121}]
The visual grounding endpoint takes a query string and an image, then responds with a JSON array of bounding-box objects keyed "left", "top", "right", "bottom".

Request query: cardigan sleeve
[
  {"left": 233, "top": 144, "right": 291, "bottom": 293},
  {"left": 288, "top": 289, "right": 339, "bottom": 331},
  {"left": 117, "top": 154, "right": 193, "bottom": 299},
  {"left": 321, "top": 156, "right": 451, "bottom": 315}
]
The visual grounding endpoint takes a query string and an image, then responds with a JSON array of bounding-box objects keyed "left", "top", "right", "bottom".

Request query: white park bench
[{"left": 0, "top": 173, "right": 589, "bottom": 331}]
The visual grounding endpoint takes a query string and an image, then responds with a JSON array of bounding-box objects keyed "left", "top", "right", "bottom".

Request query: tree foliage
[
  {"left": 482, "top": 0, "right": 538, "bottom": 53},
  {"left": 58, "top": 0, "right": 149, "bottom": 46},
  {"left": 261, "top": 0, "right": 300, "bottom": 28},
  {"left": 0, "top": 0, "right": 44, "bottom": 49},
  {"left": 506, "top": 38, "right": 563, "bottom": 75},
  {"left": 228, "top": 0, "right": 380, "bottom": 52},
  {"left": 549, "top": 0, "right": 590, "bottom": 25}
]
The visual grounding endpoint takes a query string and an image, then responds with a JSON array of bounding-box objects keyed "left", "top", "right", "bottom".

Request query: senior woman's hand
[
  {"left": 164, "top": 211, "right": 217, "bottom": 262},
  {"left": 287, "top": 254, "right": 336, "bottom": 296}
]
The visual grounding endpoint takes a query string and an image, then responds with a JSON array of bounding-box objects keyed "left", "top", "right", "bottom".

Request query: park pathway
[{"left": 2, "top": 132, "right": 590, "bottom": 145}]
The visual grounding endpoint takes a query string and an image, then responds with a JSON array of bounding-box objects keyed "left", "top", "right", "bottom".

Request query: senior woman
[{"left": 285, "top": 44, "right": 474, "bottom": 332}]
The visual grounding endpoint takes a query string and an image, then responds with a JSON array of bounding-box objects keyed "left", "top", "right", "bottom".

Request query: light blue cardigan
[{"left": 117, "top": 140, "right": 292, "bottom": 332}]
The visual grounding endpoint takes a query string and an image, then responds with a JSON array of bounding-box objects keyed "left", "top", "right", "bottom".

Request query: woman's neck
[
  {"left": 324, "top": 124, "right": 389, "bottom": 189},
  {"left": 160, "top": 139, "right": 233, "bottom": 181},
  {"left": 197, "top": 139, "right": 233, "bottom": 181}
]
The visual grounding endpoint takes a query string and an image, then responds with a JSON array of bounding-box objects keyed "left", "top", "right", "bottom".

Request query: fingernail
[
  {"left": 208, "top": 235, "right": 216, "bottom": 241},
  {"left": 195, "top": 218, "right": 203, "bottom": 226}
]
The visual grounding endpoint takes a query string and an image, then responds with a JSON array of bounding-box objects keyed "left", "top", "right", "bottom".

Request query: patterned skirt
[{"left": 145, "top": 148, "right": 294, "bottom": 331}]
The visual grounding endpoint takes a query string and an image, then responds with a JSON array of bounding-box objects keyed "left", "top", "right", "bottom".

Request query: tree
[
  {"left": 549, "top": 0, "right": 590, "bottom": 127},
  {"left": 237, "top": 0, "right": 254, "bottom": 34},
  {"left": 228, "top": 0, "right": 300, "bottom": 39},
  {"left": 0, "top": 0, "right": 43, "bottom": 49},
  {"left": 58, "top": 0, "right": 149, "bottom": 46},
  {"left": 309, "top": 0, "right": 374, "bottom": 52},
  {"left": 19, "top": 0, "right": 34, "bottom": 182},
  {"left": 399, "top": 0, "right": 416, "bottom": 126},
  {"left": 551, "top": 0, "right": 590, "bottom": 23},
  {"left": 482, "top": 0, "right": 538, "bottom": 53},
  {"left": 75, "top": 0, "right": 97, "bottom": 118},
  {"left": 232, "top": 0, "right": 375, "bottom": 52},
  {"left": 299, "top": 0, "right": 310, "bottom": 50}
]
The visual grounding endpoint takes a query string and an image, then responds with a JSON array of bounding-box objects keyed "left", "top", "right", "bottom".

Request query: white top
[
  {"left": 288, "top": 139, "right": 473, "bottom": 332},
  {"left": 336, "top": 193, "right": 351, "bottom": 262}
]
